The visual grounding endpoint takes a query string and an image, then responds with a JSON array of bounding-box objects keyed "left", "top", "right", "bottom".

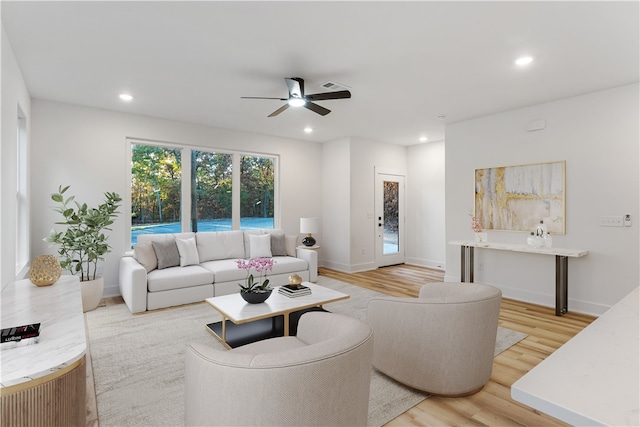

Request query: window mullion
[
  {"left": 231, "top": 153, "right": 241, "bottom": 230},
  {"left": 181, "top": 147, "right": 191, "bottom": 232}
]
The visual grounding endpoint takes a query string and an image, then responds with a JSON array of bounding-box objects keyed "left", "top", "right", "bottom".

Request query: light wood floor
[
  {"left": 320, "top": 265, "right": 596, "bottom": 426},
  {"left": 87, "top": 265, "right": 596, "bottom": 426}
]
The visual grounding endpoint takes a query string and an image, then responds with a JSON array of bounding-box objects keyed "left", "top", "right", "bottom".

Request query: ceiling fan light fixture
[
  {"left": 515, "top": 56, "right": 533, "bottom": 66},
  {"left": 288, "top": 98, "right": 306, "bottom": 107}
]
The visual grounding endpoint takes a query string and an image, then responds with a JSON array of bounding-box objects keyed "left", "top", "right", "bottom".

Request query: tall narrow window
[
  {"left": 240, "top": 155, "right": 275, "bottom": 230},
  {"left": 190, "top": 150, "right": 233, "bottom": 232},
  {"left": 15, "top": 111, "right": 28, "bottom": 275},
  {"left": 131, "top": 144, "right": 182, "bottom": 245}
]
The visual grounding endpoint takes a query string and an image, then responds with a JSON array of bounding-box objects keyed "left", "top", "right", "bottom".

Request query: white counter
[
  {"left": 1, "top": 276, "right": 86, "bottom": 388},
  {"left": 511, "top": 287, "right": 639, "bottom": 426}
]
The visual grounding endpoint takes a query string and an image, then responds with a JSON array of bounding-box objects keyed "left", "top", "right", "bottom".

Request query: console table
[
  {"left": 450, "top": 241, "right": 588, "bottom": 316},
  {"left": 1, "top": 276, "right": 86, "bottom": 426}
]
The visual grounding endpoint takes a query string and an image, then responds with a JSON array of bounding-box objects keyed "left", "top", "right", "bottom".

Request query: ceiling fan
[{"left": 241, "top": 77, "right": 351, "bottom": 117}]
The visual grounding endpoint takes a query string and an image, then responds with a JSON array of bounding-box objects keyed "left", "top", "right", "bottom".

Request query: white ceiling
[{"left": 2, "top": 1, "right": 638, "bottom": 146}]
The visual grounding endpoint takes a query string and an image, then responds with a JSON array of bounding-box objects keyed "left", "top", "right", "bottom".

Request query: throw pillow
[
  {"left": 176, "top": 237, "right": 200, "bottom": 267},
  {"left": 249, "top": 234, "right": 272, "bottom": 258},
  {"left": 285, "top": 235, "right": 298, "bottom": 257},
  {"left": 133, "top": 242, "right": 158, "bottom": 273},
  {"left": 270, "top": 232, "right": 287, "bottom": 256},
  {"left": 151, "top": 239, "right": 180, "bottom": 270}
]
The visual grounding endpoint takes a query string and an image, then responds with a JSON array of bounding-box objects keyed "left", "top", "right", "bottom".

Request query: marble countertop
[
  {"left": 1, "top": 276, "right": 86, "bottom": 388},
  {"left": 511, "top": 286, "right": 639, "bottom": 426},
  {"left": 449, "top": 240, "right": 588, "bottom": 257},
  {"left": 205, "top": 282, "right": 349, "bottom": 322}
]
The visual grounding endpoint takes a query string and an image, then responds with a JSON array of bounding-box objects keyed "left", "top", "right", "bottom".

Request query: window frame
[{"left": 127, "top": 138, "right": 279, "bottom": 247}]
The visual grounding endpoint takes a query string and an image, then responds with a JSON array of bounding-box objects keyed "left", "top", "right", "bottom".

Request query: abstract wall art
[{"left": 474, "top": 160, "right": 565, "bottom": 234}]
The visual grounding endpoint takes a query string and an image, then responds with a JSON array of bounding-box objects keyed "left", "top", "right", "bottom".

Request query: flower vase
[{"left": 474, "top": 232, "right": 488, "bottom": 243}]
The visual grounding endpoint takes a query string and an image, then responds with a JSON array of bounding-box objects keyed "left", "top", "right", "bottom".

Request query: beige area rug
[{"left": 85, "top": 277, "right": 527, "bottom": 427}]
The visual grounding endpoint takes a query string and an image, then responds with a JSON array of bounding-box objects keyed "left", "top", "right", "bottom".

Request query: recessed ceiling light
[
  {"left": 419, "top": 136, "right": 428, "bottom": 142},
  {"left": 304, "top": 127, "right": 313, "bottom": 133},
  {"left": 515, "top": 56, "right": 533, "bottom": 66},
  {"left": 119, "top": 93, "right": 133, "bottom": 102}
]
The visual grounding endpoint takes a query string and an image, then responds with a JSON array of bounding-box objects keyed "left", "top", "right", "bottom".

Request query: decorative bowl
[{"left": 240, "top": 290, "right": 272, "bottom": 304}]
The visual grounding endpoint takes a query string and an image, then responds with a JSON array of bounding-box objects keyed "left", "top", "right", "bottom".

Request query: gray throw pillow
[
  {"left": 151, "top": 239, "right": 180, "bottom": 270},
  {"left": 271, "top": 232, "right": 287, "bottom": 256}
]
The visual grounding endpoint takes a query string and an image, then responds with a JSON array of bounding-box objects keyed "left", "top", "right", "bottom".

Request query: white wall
[
  {"left": 321, "top": 138, "right": 351, "bottom": 271},
  {"left": 349, "top": 137, "right": 407, "bottom": 271},
  {"left": 445, "top": 84, "right": 639, "bottom": 315},
  {"left": 30, "top": 100, "right": 323, "bottom": 296},
  {"left": 406, "top": 140, "right": 446, "bottom": 269},
  {"left": 1, "top": 25, "right": 31, "bottom": 288},
  {"left": 321, "top": 137, "right": 408, "bottom": 272}
]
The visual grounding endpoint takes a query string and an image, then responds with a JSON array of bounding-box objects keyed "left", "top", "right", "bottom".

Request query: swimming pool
[{"left": 131, "top": 218, "right": 274, "bottom": 246}]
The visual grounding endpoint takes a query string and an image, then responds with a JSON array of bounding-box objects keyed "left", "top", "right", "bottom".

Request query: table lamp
[{"left": 300, "top": 217, "right": 318, "bottom": 247}]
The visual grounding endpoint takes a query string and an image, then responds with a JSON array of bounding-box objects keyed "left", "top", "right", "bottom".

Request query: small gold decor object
[
  {"left": 28, "top": 255, "right": 62, "bottom": 287},
  {"left": 288, "top": 274, "right": 303, "bottom": 288}
]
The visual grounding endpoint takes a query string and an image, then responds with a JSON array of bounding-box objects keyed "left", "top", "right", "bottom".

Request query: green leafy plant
[{"left": 45, "top": 185, "right": 122, "bottom": 282}]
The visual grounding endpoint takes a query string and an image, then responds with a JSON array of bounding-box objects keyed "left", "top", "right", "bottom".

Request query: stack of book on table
[{"left": 278, "top": 285, "right": 311, "bottom": 298}]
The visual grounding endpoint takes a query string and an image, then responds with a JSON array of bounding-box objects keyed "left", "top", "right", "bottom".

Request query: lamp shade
[{"left": 300, "top": 217, "right": 318, "bottom": 234}]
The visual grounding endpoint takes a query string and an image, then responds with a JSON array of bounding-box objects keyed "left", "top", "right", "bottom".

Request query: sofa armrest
[
  {"left": 119, "top": 256, "right": 148, "bottom": 313},
  {"left": 295, "top": 248, "right": 318, "bottom": 281}
]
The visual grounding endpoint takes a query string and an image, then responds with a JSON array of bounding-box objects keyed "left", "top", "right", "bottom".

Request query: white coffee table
[{"left": 205, "top": 282, "right": 349, "bottom": 349}]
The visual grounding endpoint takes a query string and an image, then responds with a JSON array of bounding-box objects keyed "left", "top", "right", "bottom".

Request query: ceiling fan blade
[
  {"left": 241, "top": 96, "right": 288, "bottom": 100},
  {"left": 285, "top": 77, "right": 304, "bottom": 98},
  {"left": 305, "top": 90, "right": 352, "bottom": 101},
  {"left": 304, "top": 102, "right": 331, "bottom": 116},
  {"left": 268, "top": 104, "right": 290, "bottom": 117}
]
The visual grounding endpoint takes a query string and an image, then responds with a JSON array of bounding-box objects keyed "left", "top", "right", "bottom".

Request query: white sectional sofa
[{"left": 119, "top": 229, "right": 317, "bottom": 313}]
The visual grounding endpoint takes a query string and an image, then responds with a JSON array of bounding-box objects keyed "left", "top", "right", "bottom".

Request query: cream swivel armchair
[
  {"left": 185, "top": 312, "right": 374, "bottom": 426},
  {"left": 367, "top": 282, "right": 502, "bottom": 396}
]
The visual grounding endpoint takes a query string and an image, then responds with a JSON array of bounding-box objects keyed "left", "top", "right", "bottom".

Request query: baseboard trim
[
  {"left": 442, "top": 276, "right": 609, "bottom": 316},
  {"left": 405, "top": 258, "right": 445, "bottom": 270}
]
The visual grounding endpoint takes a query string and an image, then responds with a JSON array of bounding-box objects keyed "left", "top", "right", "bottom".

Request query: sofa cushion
[
  {"left": 196, "top": 231, "right": 245, "bottom": 262},
  {"left": 269, "top": 256, "right": 308, "bottom": 275},
  {"left": 285, "top": 235, "right": 298, "bottom": 257},
  {"left": 249, "top": 234, "right": 272, "bottom": 258},
  {"left": 138, "top": 232, "right": 195, "bottom": 245},
  {"left": 176, "top": 237, "right": 200, "bottom": 267},
  {"left": 133, "top": 241, "right": 157, "bottom": 273},
  {"left": 270, "top": 231, "right": 287, "bottom": 256},
  {"left": 200, "top": 259, "right": 247, "bottom": 283},
  {"left": 152, "top": 239, "right": 180, "bottom": 270},
  {"left": 147, "top": 265, "right": 214, "bottom": 293}
]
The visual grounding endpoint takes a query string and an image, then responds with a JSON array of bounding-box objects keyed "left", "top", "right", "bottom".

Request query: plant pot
[
  {"left": 240, "top": 290, "right": 272, "bottom": 304},
  {"left": 81, "top": 276, "right": 104, "bottom": 312}
]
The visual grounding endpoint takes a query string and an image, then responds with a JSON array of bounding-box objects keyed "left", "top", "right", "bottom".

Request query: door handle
[{"left": 378, "top": 223, "right": 382, "bottom": 227}]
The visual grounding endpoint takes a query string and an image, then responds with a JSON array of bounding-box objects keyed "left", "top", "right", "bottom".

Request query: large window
[
  {"left": 131, "top": 144, "right": 182, "bottom": 245},
  {"left": 130, "top": 141, "right": 277, "bottom": 246},
  {"left": 190, "top": 150, "right": 232, "bottom": 232},
  {"left": 240, "top": 155, "right": 274, "bottom": 230}
]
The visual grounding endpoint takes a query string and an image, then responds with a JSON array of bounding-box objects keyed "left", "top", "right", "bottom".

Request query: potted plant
[
  {"left": 236, "top": 257, "right": 274, "bottom": 303},
  {"left": 45, "top": 185, "right": 122, "bottom": 312}
]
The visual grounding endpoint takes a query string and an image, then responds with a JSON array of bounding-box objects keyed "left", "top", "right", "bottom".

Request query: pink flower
[
  {"left": 237, "top": 257, "right": 275, "bottom": 292},
  {"left": 469, "top": 213, "right": 483, "bottom": 233}
]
